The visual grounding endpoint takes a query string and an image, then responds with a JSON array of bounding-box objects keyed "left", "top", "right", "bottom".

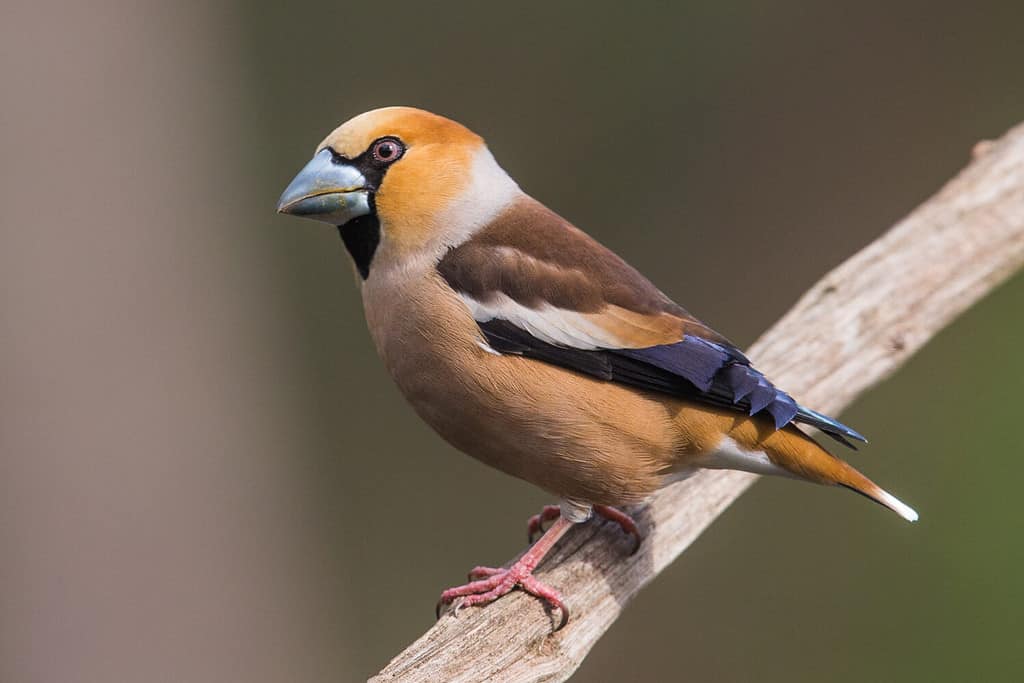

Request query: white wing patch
[{"left": 459, "top": 291, "right": 630, "bottom": 350}]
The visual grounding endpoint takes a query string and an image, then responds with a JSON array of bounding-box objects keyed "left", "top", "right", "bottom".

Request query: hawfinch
[{"left": 278, "top": 107, "right": 917, "bottom": 628}]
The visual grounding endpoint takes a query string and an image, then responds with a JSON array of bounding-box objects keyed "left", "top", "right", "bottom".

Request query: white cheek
[{"left": 375, "top": 146, "right": 521, "bottom": 276}]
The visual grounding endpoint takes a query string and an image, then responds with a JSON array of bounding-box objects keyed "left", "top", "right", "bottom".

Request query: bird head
[{"left": 278, "top": 107, "right": 520, "bottom": 278}]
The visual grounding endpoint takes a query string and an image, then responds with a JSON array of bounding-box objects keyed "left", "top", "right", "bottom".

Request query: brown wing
[
  {"left": 437, "top": 196, "right": 864, "bottom": 446},
  {"left": 437, "top": 196, "right": 731, "bottom": 346}
]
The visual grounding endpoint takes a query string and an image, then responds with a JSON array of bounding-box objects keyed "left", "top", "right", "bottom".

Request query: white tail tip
[{"left": 878, "top": 489, "right": 919, "bottom": 522}]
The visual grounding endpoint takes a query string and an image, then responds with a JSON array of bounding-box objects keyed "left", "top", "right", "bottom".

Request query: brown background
[{"left": 2, "top": 1, "right": 1023, "bottom": 681}]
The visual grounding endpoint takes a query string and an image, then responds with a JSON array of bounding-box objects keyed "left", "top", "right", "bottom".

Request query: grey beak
[{"left": 277, "top": 149, "right": 372, "bottom": 225}]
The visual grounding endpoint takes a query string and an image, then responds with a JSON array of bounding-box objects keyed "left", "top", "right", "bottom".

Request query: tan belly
[{"left": 361, "top": 270, "right": 684, "bottom": 505}]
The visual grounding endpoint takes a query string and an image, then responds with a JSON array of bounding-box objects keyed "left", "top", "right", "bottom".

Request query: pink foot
[
  {"left": 529, "top": 504, "right": 642, "bottom": 555},
  {"left": 593, "top": 504, "right": 643, "bottom": 555},
  {"left": 437, "top": 516, "right": 575, "bottom": 631},
  {"left": 437, "top": 562, "right": 569, "bottom": 630},
  {"left": 526, "top": 505, "right": 561, "bottom": 542}
]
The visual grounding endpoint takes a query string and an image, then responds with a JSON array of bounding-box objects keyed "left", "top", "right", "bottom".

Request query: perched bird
[{"left": 277, "top": 106, "right": 917, "bottom": 629}]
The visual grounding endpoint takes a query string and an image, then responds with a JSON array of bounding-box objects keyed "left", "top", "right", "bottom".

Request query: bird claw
[
  {"left": 436, "top": 507, "right": 638, "bottom": 631},
  {"left": 467, "top": 565, "right": 503, "bottom": 581},
  {"left": 436, "top": 564, "right": 569, "bottom": 631},
  {"left": 593, "top": 505, "right": 643, "bottom": 555}
]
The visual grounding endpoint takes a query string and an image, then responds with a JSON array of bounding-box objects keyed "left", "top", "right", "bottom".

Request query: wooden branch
[{"left": 371, "top": 124, "right": 1024, "bottom": 683}]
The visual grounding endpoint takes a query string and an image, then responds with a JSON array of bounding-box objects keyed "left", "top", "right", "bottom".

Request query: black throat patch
[
  {"left": 338, "top": 214, "right": 381, "bottom": 279},
  {"left": 328, "top": 143, "right": 395, "bottom": 279}
]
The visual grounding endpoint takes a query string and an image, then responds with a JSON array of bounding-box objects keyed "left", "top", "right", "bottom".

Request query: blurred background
[{"left": 2, "top": 1, "right": 1023, "bottom": 681}]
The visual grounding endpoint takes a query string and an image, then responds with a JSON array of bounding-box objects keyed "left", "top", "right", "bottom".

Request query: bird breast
[{"left": 358, "top": 265, "right": 682, "bottom": 505}]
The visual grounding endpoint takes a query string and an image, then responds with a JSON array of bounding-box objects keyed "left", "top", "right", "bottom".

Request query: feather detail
[{"left": 437, "top": 195, "right": 865, "bottom": 447}]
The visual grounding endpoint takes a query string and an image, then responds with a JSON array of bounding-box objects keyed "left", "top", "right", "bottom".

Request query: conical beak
[{"left": 277, "top": 149, "right": 371, "bottom": 225}]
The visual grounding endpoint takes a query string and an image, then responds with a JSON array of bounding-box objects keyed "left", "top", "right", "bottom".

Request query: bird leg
[
  {"left": 529, "top": 503, "right": 642, "bottom": 555},
  {"left": 526, "top": 504, "right": 562, "bottom": 542},
  {"left": 437, "top": 515, "right": 574, "bottom": 630}
]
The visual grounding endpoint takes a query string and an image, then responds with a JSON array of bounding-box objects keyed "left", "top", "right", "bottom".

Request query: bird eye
[{"left": 371, "top": 138, "right": 404, "bottom": 164}]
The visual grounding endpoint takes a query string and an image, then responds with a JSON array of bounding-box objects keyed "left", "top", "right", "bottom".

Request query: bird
[{"left": 277, "top": 106, "right": 917, "bottom": 629}]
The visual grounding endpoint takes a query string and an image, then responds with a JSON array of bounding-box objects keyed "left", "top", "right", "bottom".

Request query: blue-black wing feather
[{"left": 478, "top": 319, "right": 865, "bottom": 448}]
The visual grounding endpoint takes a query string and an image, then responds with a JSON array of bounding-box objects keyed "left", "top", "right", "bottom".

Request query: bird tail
[{"left": 761, "top": 427, "right": 918, "bottom": 522}]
